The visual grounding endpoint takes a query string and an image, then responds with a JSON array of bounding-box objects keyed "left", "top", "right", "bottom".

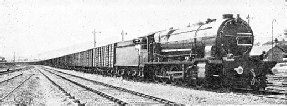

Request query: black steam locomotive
[{"left": 38, "top": 14, "right": 273, "bottom": 90}]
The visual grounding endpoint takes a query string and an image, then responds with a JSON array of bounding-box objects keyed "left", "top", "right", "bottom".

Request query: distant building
[
  {"left": 253, "top": 41, "right": 287, "bottom": 62},
  {"left": 262, "top": 40, "right": 287, "bottom": 46},
  {"left": 265, "top": 45, "right": 287, "bottom": 62},
  {"left": 250, "top": 45, "right": 272, "bottom": 56}
]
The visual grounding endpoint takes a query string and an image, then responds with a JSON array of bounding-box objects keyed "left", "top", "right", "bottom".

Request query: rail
[
  {"left": 0, "top": 74, "right": 23, "bottom": 84},
  {"left": 0, "top": 74, "right": 34, "bottom": 102},
  {"left": 39, "top": 68, "right": 128, "bottom": 105},
  {"left": 41, "top": 66, "right": 183, "bottom": 105}
]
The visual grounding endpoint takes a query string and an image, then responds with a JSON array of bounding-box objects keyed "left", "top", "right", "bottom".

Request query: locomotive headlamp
[
  {"left": 133, "top": 39, "right": 141, "bottom": 44},
  {"left": 234, "top": 66, "right": 244, "bottom": 74},
  {"left": 271, "top": 68, "right": 278, "bottom": 74}
]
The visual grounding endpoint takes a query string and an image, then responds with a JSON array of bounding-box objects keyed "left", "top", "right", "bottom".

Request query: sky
[{"left": 0, "top": 0, "right": 286, "bottom": 61}]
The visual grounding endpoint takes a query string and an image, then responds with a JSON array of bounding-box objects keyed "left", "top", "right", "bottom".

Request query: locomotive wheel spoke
[
  {"left": 175, "top": 79, "right": 184, "bottom": 86},
  {"left": 158, "top": 66, "right": 171, "bottom": 84},
  {"left": 171, "top": 80, "right": 177, "bottom": 86},
  {"left": 153, "top": 75, "right": 160, "bottom": 83},
  {"left": 153, "top": 70, "right": 160, "bottom": 83},
  {"left": 161, "top": 78, "right": 171, "bottom": 84},
  {"left": 169, "top": 65, "right": 181, "bottom": 85}
]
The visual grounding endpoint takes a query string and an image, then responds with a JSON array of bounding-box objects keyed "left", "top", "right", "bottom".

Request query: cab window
[{"left": 141, "top": 37, "right": 147, "bottom": 49}]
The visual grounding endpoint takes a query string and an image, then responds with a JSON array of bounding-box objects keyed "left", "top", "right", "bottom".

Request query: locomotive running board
[
  {"left": 166, "top": 71, "right": 184, "bottom": 75},
  {"left": 161, "top": 49, "right": 191, "bottom": 52},
  {"left": 144, "top": 59, "right": 222, "bottom": 65},
  {"left": 156, "top": 71, "right": 184, "bottom": 79},
  {"left": 237, "top": 33, "right": 252, "bottom": 35}
]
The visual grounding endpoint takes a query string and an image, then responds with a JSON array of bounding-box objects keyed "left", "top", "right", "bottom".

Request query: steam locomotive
[{"left": 38, "top": 14, "right": 274, "bottom": 90}]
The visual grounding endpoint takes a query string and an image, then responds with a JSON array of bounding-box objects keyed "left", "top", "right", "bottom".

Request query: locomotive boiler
[{"left": 140, "top": 14, "right": 267, "bottom": 90}]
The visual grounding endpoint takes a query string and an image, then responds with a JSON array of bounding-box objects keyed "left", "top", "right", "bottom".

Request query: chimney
[{"left": 223, "top": 14, "right": 233, "bottom": 19}]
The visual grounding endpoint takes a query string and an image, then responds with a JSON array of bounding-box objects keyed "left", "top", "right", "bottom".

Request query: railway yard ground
[{"left": 0, "top": 65, "right": 286, "bottom": 106}]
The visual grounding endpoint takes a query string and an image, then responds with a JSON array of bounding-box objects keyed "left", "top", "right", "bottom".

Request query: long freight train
[{"left": 37, "top": 14, "right": 276, "bottom": 90}]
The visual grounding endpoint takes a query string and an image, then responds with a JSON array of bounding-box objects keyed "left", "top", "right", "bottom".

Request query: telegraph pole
[
  {"left": 247, "top": 14, "right": 250, "bottom": 25},
  {"left": 246, "top": 14, "right": 253, "bottom": 25},
  {"left": 13, "top": 52, "right": 15, "bottom": 63},
  {"left": 121, "top": 30, "right": 127, "bottom": 41},
  {"left": 272, "top": 19, "right": 277, "bottom": 60},
  {"left": 92, "top": 29, "right": 101, "bottom": 48}
]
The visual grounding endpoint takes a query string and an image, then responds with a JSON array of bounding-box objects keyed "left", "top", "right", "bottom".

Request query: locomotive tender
[{"left": 39, "top": 14, "right": 272, "bottom": 90}]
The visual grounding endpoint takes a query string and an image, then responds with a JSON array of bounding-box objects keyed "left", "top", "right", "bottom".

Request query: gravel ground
[
  {"left": 38, "top": 69, "right": 71, "bottom": 106},
  {"left": 40, "top": 68, "right": 118, "bottom": 106},
  {"left": 0, "top": 67, "right": 75, "bottom": 106},
  {"left": 0, "top": 73, "right": 27, "bottom": 103},
  {"left": 51, "top": 69, "right": 165, "bottom": 105},
  {"left": 0, "top": 69, "right": 42, "bottom": 106},
  {"left": 0, "top": 71, "right": 23, "bottom": 82},
  {"left": 45, "top": 66, "right": 287, "bottom": 105}
]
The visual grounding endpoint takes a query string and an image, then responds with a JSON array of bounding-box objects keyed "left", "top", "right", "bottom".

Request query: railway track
[
  {"left": 0, "top": 74, "right": 35, "bottom": 102},
  {"left": 0, "top": 74, "right": 23, "bottom": 84},
  {"left": 0, "top": 70, "right": 17, "bottom": 76},
  {"left": 39, "top": 69, "right": 130, "bottom": 105},
  {"left": 259, "top": 89, "right": 287, "bottom": 101},
  {"left": 37, "top": 69, "right": 89, "bottom": 106},
  {"left": 0, "top": 66, "right": 32, "bottom": 76},
  {"left": 231, "top": 88, "right": 287, "bottom": 101},
  {"left": 44, "top": 66, "right": 287, "bottom": 103},
  {"left": 39, "top": 66, "right": 183, "bottom": 105}
]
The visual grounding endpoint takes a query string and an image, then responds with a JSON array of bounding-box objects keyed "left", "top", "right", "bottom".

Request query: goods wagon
[{"left": 87, "top": 49, "right": 93, "bottom": 67}]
